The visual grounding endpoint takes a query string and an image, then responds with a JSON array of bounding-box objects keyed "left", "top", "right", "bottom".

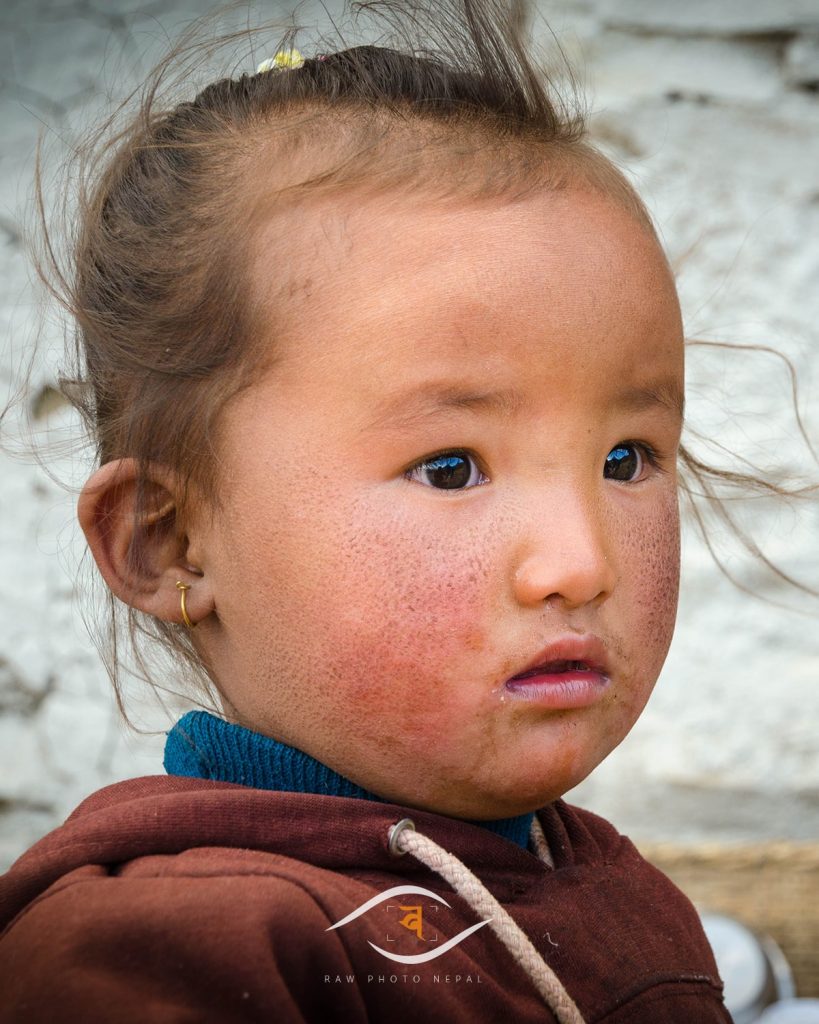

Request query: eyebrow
[
  {"left": 368, "top": 377, "right": 684, "bottom": 432},
  {"left": 366, "top": 386, "right": 525, "bottom": 432},
  {"left": 613, "top": 380, "right": 685, "bottom": 419}
]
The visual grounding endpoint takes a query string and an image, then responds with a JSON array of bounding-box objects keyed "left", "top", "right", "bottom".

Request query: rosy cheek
[
  {"left": 625, "top": 494, "right": 681, "bottom": 683},
  {"left": 330, "top": 515, "right": 495, "bottom": 697}
]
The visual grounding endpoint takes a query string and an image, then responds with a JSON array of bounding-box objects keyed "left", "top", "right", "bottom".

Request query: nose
[{"left": 512, "top": 489, "right": 616, "bottom": 610}]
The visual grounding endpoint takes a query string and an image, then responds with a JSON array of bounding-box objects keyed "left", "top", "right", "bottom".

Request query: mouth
[
  {"left": 503, "top": 641, "right": 611, "bottom": 709},
  {"left": 510, "top": 659, "right": 603, "bottom": 681}
]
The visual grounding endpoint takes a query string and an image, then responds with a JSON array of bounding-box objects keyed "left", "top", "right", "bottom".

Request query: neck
[{"left": 164, "top": 710, "right": 535, "bottom": 848}]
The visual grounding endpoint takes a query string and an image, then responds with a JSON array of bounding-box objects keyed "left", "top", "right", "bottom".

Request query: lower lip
[{"left": 503, "top": 670, "right": 611, "bottom": 709}]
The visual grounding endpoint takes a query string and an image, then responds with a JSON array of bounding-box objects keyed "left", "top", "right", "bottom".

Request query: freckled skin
[{"left": 190, "top": 186, "right": 685, "bottom": 819}]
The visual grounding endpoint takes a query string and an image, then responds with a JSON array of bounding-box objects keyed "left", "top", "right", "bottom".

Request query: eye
[
  {"left": 405, "top": 450, "right": 487, "bottom": 490},
  {"left": 604, "top": 442, "right": 653, "bottom": 482}
]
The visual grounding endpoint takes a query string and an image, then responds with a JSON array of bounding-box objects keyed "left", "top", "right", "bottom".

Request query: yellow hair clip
[{"left": 256, "top": 48, "right": 305, "bottom": 74}]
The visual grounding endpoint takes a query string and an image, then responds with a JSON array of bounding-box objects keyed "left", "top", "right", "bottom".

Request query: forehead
[{"left": 251, "top": 186, "right": 683, "bottom": 404}]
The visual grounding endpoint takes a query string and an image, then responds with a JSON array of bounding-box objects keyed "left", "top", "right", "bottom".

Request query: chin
[{"left": 431, "top": 775, "right": 581, "bottom": 822}]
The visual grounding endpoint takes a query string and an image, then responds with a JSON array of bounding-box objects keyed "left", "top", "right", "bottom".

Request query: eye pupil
[
  {"left": 425, "top": 455, "right": 472, "bottom": 489},
  {"left": 605, "top": 445, "right": 640, "bottom": 481}
]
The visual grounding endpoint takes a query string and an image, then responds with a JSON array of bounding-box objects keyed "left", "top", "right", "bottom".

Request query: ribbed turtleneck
[{"left": 164, "top": 710, "right": 535, "bottom": 848}]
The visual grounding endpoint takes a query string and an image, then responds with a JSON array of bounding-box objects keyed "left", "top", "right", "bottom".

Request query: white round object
[
  {"left": 699, "top": 913, "right": 775, "bottom": 1022},
  {"left": 757, "top": 1000, "right": 819, "bottom": 1024}
]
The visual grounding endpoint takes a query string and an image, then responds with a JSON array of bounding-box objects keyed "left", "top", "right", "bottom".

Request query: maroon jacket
[{"left": 0, "top": 776, "right": 728, "bottom": 1023}]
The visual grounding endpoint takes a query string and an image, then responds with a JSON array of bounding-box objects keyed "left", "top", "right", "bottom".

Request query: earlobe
[{"left": 77, "top": 459, "right": 214, "bottom": 626}]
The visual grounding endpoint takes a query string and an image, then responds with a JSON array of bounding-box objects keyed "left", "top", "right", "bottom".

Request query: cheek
[
  {"left": 621, "top": 492, "right": 681, "bottom": 679},
  {"left": 286, "top": 503, "right": 501, "bottom": 762},
  {"left": 330, "top": 505, "right": 497, "bottom": 680},
  {"left": 577, "top": 494, "right": 680, "bottom": 763}
]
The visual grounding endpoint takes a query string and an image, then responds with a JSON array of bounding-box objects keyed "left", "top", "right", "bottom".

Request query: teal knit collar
[{"left": 164, "top": 710, "right": 535, "bottom": 849}]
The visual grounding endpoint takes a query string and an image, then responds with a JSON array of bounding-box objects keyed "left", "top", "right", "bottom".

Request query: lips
[
  {"left": 510, "top": 659, "right": 601, "bottom": 681},
  {"left": 503, "top": 638, "right": 611, "bottom": 709}
]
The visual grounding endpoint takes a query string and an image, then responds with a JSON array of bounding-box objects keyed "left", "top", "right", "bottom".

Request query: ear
[{"left": 77, "top": 459, "right": 214, "bottom": 627}]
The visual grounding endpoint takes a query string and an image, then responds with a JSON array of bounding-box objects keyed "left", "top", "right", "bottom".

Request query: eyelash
[
  {"left": 404, "top": 449, "right": 488, "bottom": 491},
  {"left": 639, "top": 441, "right": 664, "bottom": 472},
  {"left": 404, "top": 441, "right": 665, "bottom": 491},
  {"left": 604, "top": 440, "right": 664, "bottom": 483}
]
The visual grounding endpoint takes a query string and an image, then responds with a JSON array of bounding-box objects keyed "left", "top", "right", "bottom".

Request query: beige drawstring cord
[
  {"left": 388, "top": 818, "right": 585, "bottom": 1024},
  {"left": 529, "top": 815, "right": 555, "bottom": 869}
]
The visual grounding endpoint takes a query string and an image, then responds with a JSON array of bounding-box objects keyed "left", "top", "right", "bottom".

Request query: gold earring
[{"left": 175, "top": 581, "right": 195, "bottom": 629}]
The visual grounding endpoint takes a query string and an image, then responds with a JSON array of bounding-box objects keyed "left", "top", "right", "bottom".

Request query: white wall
[{"left": 1, "top": 0, "right": 817, "bottom": 870}]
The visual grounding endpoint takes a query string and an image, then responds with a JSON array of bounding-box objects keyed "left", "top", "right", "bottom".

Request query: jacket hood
[
  {"left": 0, "top": 775, "right": 731, "bottom": 1024},
  {"left": 1, "top": 774, "right": 599, "bottom": 931}
]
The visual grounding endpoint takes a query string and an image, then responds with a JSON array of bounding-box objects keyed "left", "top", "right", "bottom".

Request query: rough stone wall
[{"left": 1, "top": 0, "right": 817, "bottom": 871}]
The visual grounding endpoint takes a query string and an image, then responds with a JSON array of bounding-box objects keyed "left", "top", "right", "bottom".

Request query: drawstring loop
[{"left": 387, "top": 817, "right": 416, "bottom": 856}]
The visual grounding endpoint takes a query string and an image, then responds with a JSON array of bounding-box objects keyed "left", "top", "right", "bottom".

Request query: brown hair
[{"left": 26, "top": 0, "right": 817, "bottom": 714}]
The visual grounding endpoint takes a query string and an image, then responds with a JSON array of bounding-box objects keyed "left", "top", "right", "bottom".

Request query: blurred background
[{"left": 1, "top": 0, "right": 818, "bottom": 997}]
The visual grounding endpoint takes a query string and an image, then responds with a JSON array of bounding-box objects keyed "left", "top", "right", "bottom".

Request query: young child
[{"left": 0, "top": 2, "right": 732, "bottom": 1021}]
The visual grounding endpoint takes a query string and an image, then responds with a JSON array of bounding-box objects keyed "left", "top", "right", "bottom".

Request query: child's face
[{"left": 195, "top": 184, "right": 684, "bottom": 818}]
